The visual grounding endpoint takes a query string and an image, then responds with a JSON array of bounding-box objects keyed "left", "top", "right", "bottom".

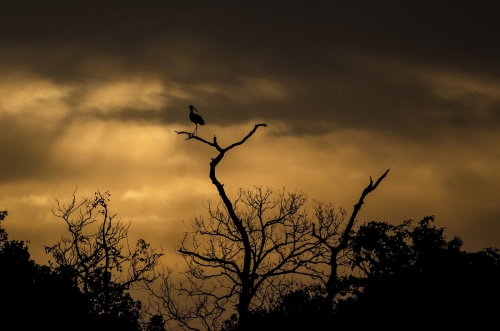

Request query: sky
[{"left": 1, "top": 1, "right": 500, "bottom": 267}]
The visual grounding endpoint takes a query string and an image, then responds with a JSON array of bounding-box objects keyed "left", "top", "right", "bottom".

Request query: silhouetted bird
[{"left": 189, "top": 105, "right": 205, "bottom": 135}]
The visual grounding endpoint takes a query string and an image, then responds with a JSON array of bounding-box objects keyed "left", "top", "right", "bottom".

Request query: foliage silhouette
[
  {"left": 0, "top": 210, "right": 109, "bottom": 330},
  {"left": 225, "top": 216, "right": 500, "bottom": 330},
  {"left": 146, "top": 314, "right": 167, "bottom": 331},
  {"left": 1, "top": 203, "right": 166, "bottom": 330},
  {"left": 339, "top": 215, "right": 500, "bottom": 327},
  {"left": 220, "top": 284, "right": 331, "bottom": 331}
]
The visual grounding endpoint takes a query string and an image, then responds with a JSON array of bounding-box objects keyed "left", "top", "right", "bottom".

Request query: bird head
[{"left": 189, "top": 105, "right": 198, "bottom": 112}]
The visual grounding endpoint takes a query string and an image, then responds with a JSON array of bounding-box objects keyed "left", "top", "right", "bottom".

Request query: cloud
[
  {"left": 0, "top": 1, "right": 498, "bottom": 145},
  {"left": 4, "top": 43, "right": 499, "bottom": 143}
]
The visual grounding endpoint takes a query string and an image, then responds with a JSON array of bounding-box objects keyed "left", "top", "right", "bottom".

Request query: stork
[{"left": 189, "top": 105, "right": 205, "bottom": 135}]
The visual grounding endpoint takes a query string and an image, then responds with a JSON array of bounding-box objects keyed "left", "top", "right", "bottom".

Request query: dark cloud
[
  {"left": 1, "top": 1, "right": 499, "bottom": 136},
  {"left": 0, "top": 115, "right": 63, "bottom": 183},
  {"left": 2, "top": 2, "right": 498, "bottom": 66}
]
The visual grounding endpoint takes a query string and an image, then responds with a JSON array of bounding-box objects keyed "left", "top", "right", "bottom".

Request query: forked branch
[{"left": 311, "top": 169, "right": 390, "bottom": 302}]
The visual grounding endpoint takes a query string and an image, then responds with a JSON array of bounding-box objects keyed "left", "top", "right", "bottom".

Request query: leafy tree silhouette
[
  {"left": 146, "top": 314, "right": 167, "bottom": 331},
  {"left": 339, "top": 215, "right": 500, "bottom": 328},
  {"left": 0, "top": 210, "right": 7, "bottom": 240},
  {"left": 221, "top": 216, "right": 500, "bottom": 330},
  {"left": 0, "top": 210, "right": 89, "bottom": 330},
  {"left": 219, "top": 284, "right": 330, "bottom": 331},
  {"left": 1, "top": 205, "right": 165, "bottom": 331}
]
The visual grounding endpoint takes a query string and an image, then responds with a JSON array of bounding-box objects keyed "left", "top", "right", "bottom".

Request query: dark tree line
[
  {"left": 1, "top": 210, "right": 93, "bottom": 330},
  {"left": 4, "top": 198, "right": 499, "bottom": 331},
  {"left": 340, "top": 216, "right": 500, "bottom": 328},
  {"left": 221, "top": 216, "right": 500, "bottom": 330},
  {"left": 0, "top": 194, "right": 165, "bottom": 331}
]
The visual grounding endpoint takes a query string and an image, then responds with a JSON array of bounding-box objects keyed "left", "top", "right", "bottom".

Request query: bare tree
[
  {"left": 152, "top": 124, "right": 321, "bottom": 330},
  {"left": 46, "top": 190, "right": 163, "bottom": 315},
  {"left": 155, "top": 124, "right": 389, "bottom": 330},
  {"left": 310, "top": 169, "right": 389, "bottom": 302}
]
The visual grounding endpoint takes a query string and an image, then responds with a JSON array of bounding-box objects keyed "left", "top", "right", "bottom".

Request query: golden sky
[{"left": 1, "top": 1, "right": 500, "bottom": 266}]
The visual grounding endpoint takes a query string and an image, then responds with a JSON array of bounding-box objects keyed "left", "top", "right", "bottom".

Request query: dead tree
[
  {"left": 158, "top": 124, "right": 320, "bottom": 330},
  {"left": 310, "top": 169, "right": 389, "bottom": 302}
]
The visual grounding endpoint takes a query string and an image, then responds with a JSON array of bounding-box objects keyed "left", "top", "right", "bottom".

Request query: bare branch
[
  {"left": 224, "top": 124, "right": 267, "bottom": 151},
  {"left": 47, "top": 190, "right": 163, "bottom": 313},
  {"left": 310, "top": 169, "right": 390, "bottom": 302}
]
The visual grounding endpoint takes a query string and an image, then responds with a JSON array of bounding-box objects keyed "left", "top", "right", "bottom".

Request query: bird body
[
  {"left": 189, "top": 105, "right": 204, "bottom": 135},
  {"left": 189, "top": 105, "right": 205, "bottom": 125}
]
